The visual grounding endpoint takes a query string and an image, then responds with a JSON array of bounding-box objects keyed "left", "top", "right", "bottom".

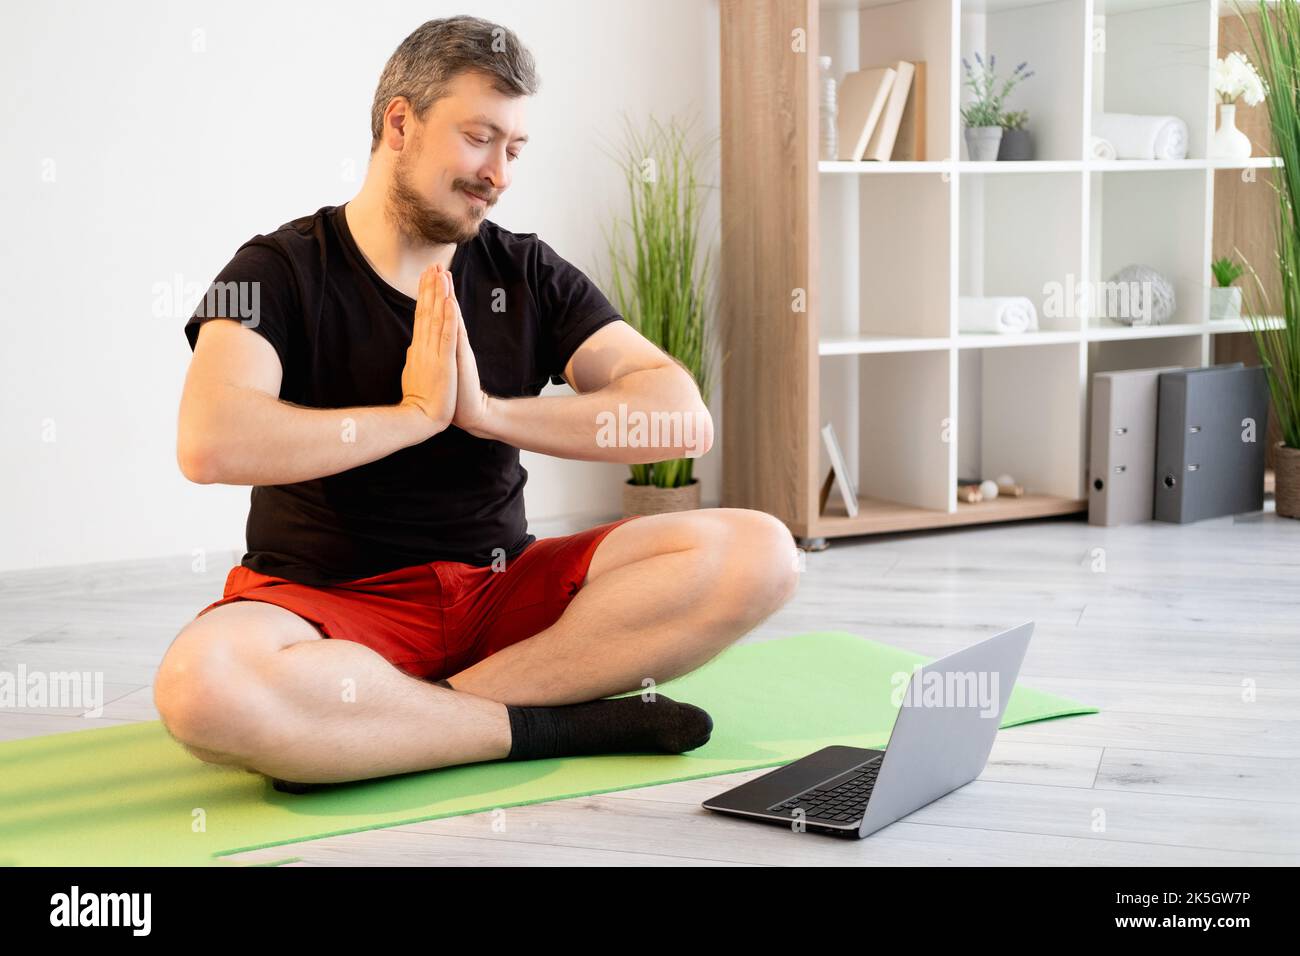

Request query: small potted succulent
[
  {"left": 997, "top": 110, "right": 1032, "bottom": 160},
  {"left": 961, "top": 53, "right": 1033, "bottom": 161},
  {"left": 1209, "top": 256, "right": 1245, "bottom": 322}
]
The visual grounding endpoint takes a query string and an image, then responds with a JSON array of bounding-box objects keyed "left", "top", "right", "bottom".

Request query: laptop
[{"left": 701, "top": 622, "right": 1034, "bottom": 838}]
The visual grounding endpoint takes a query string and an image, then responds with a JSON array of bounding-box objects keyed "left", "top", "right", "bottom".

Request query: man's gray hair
[{"left": 369, "top": 16, "right": 539, "bottom": 152}]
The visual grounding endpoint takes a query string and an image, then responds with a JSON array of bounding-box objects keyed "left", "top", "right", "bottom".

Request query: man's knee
[
  {"left": 154, "top": 603, "right": 304, "bottom": 761},
  {"left": 697, "top": 508, "right": 800, "bottom": 619}
]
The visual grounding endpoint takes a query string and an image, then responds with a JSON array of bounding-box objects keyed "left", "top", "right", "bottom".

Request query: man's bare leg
[
  {"left": 154, "top": 600, "right": 513, "bottom": 784},
  {"left": 445, "top": 508, "right": 798, "bottom": 706},
  {"left": 155, "top": 507, "right": 797, "bottom": 783}
]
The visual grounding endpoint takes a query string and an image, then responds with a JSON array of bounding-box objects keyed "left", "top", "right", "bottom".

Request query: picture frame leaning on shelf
[{"left": 820, "top": 423, "right": 859, "bottom": 518}]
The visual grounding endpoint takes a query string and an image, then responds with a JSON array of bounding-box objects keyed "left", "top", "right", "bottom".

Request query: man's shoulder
[
  {"left": 476, "top": 218, "right": 543, "bottom": 257},
  {"left": 476, "top": 220, "right": 587, "bottom": 282},
  {"left": 242, "top": 205, "right": 339, "bottom": 261}
]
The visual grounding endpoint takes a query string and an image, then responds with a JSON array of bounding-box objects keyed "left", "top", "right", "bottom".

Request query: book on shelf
[
  {"left": 890, "top": 60, "right": 926, "bottom": 161},
  {"left": 835, "top": 66, "right": 896, "bottom": 162},
  {"left": 864, "top": 60, "right": 917, "bottom": 161}
]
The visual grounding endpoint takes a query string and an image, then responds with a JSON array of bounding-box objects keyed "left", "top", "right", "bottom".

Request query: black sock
[{"left": 504, "top": 694, "right": 713, "bottom": 761}]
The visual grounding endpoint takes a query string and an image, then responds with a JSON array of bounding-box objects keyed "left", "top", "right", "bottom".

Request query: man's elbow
[
  {"left": 177, "top": 436, "right": 220, "bottom": 484},
  {"left": 687, "top": 402, "right": 714, "bottom": 458}
]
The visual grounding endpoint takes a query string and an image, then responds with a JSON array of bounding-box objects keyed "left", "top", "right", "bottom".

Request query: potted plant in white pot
[
  {"left": 602, "top": 113, "right": 716, "bottom": 516},
  {"left": 961, "top": 53, "right": 1033, "bottom": 161},
  {"left": 1244, "top": 0, "right": 1300, "bottom": 518},
  {"left": 1210, "top": 256, "right": 1245, "bottom": 322}
]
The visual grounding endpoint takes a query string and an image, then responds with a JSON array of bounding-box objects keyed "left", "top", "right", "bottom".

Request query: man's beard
[{"left": 386, "top": 147, "right": 485, "bottom": 246}]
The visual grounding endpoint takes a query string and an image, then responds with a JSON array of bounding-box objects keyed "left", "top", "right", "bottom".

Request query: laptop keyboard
[{"left": 767, "top": 760, "right": 880, "bottom": 823}]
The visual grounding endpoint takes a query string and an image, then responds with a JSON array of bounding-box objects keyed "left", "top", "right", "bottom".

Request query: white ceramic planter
[{"left": 1209, "top": 286, "right": 1242, "bottom": 322}]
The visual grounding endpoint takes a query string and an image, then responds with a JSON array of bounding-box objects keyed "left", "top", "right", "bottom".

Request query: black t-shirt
[{"left": 184, "top": 204, "right": 624, "bottom": 586}]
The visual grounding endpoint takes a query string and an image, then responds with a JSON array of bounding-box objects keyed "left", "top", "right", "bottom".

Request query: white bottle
[{"left": 819, "top": 55, "right": 838, "bottom": 161}]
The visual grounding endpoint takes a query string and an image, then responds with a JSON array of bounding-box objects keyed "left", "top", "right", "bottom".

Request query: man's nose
[{"left": 481, "top": 147, "right": 511, "bottom": 193}]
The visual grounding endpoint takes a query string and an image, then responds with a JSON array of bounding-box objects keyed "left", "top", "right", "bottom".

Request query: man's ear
[{"left": 382, "top": 97, "right": 413, "bottom": 151}]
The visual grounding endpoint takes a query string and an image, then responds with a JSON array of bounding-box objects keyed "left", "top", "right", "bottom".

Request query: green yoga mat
[{"left": 0, "top": 631, "right": 1095, "bottom": 866}]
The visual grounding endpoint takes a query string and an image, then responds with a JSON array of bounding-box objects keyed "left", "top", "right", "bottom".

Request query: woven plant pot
[
  {"left": 622, "top": 478, "right": 701, "bottom": 517},
  {"left": 1275, "top": 442, "right": 1300, "bottom": 520}
]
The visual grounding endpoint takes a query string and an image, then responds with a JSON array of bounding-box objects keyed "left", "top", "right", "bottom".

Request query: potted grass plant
[
  {"left": 1243, "top": 0, "right": 1300, "bottom": 517},
  {"left": 601, "top": 113, "right": 717, "bottom": 516}
]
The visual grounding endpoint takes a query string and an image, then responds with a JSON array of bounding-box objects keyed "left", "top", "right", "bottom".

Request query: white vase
[{"left": 1212, "top": 103, "right": 1252, "bottom": 160}]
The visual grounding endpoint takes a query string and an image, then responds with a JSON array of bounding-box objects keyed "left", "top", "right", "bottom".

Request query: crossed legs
[{"left": 154, "top": 508, "right": 799, "bottom": 784}]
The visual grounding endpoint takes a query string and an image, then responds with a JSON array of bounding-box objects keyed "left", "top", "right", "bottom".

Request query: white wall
[{"left": 0, "top": 0, "right": 722, "bottom": 573}]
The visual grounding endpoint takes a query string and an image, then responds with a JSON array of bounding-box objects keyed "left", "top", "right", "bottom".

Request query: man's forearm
[
  {"left": 467, "top": 366, "right": 714, "bottom": 462},
  {"left": 179, "top": 384, "right": 437, "bottom": 485}
]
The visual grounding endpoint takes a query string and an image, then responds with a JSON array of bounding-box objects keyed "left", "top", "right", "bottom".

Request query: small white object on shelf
[
  {"left": 1092, "top": 113, "right": 1188, "bottom": 160},
  {"left": 819, "top": 56, "right": 838, "bottom": 162},
  {"left": 958, "top": 297, "right": 1039, "bottom": 334},
  {"left": 979, "top": 480, "right": 1000, "bottom": 500},
  {"left": 1212, "top": 104, "right": 1252, "bottom": 161},
  {"left": 1212, "top": 51, "right": 1265, "bottom": 160},
  {"left": 1102, "top": 265, "right": 1176, "bottom": 326},
  {"left": 1209, "top": 286, "right": 1243, "bottom": 322},
  {"left": 1090, "top": 136, "right": 1117, "bottom": 161}
]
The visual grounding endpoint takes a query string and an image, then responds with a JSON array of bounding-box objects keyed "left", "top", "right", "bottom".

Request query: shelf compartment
[
  {"left": 958, "top": 342, "right": 1086, "bottom": 500},
  {"left": 1091, "top": 0, "right": 1213, "bottom": 160},
  {"left": 1086, "top": 335, "right": 1205, "bottom": 376},
  {"left": 820, "top": 160, "right": 953, "bottom": 174},
  {"left": 816, "top": 491, "right": 1085, "bottom": 535},
  {"left": 956, "top": 330, "right": 1083, "bottom": 348},
  {"left": 1089, "top": 168, "right": 1208, "bottom": 330},
  {"left": 1207, "top": 316, "right": 1286, "bottom": 334},
  {"left": 819, "top": 333, "right": 953, "bottom": 355},
  {"left": 1087, "top": 322, "right": 1212, "bottom": 341},
  {"left": 960, "top": 171, "right": 1085, "bottom": 332},
  {"left": 960, "top": 0, "right": 1088, "bottom": 161},
  {"left": 959, "top": 160, "right": 1084, "bottom": 173},
  {"left": 820, "top": 170, "right": 953, "bottom": 340},
  {"left": 821, "top": 0, "right": 954, "bottom": 162},
  {"left": 819, "top": 350, "right": 953, "bottom": 525}
]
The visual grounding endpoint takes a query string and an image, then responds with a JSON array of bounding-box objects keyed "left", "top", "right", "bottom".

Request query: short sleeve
[
  {"left": 530, "top": 238, "right": 624, "bottom": 386},
  {"left": 183, "top": 239, "right": 298, "bottom": 373}
]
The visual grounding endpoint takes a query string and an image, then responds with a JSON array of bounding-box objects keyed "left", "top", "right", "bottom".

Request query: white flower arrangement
[{"left": 1215, "top": 51, "right": 1267, "bottom": 106}]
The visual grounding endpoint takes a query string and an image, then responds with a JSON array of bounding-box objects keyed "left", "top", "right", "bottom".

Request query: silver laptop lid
[{"left": 858, "top": 621, "right": 1034, "bottom": 837}]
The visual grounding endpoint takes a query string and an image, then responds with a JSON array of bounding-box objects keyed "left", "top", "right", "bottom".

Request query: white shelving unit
[{"left": 810, "top": 0, "right": 1283, "bottom": 539}]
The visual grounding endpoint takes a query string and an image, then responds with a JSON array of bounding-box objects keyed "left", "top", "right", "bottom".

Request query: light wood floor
[{"left": 2, "top": 507, "right": 1298, "bottom": 866}]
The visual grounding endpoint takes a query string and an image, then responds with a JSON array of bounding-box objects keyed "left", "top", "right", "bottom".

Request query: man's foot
[
  {"left": 268, "top": 776, "right": 329, "bottom": 794},
  {"left": 505, "top": 693, "right": 713, "bottom": 761}
]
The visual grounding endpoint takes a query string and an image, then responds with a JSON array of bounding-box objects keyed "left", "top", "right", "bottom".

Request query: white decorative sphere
[
  {"left": 1104, "top": 265, "right": 1176, "bottom": 326},
  {"left": 979, "top": 479, "right": 999, "bottom": 500}
]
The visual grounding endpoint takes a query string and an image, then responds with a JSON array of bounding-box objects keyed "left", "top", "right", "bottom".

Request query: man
[{"left": 157, "top": 15, "right": 798, "bottom": 791}]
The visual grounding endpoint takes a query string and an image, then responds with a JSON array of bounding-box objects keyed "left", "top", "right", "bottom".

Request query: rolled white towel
[
  {"left": 1090, "top": 135, "right": 1117, "bottom": 160},
  {"left": 1092, "top": 113, "right": 1188, "bottom": 160},
  {"left": 959, "top": 296, "right": 1039, "bottom": 334}
]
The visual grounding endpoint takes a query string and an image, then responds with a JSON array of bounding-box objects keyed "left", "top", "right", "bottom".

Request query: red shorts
[{"left": 194, "top": 517, "right": 640, "bottom": 681}]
